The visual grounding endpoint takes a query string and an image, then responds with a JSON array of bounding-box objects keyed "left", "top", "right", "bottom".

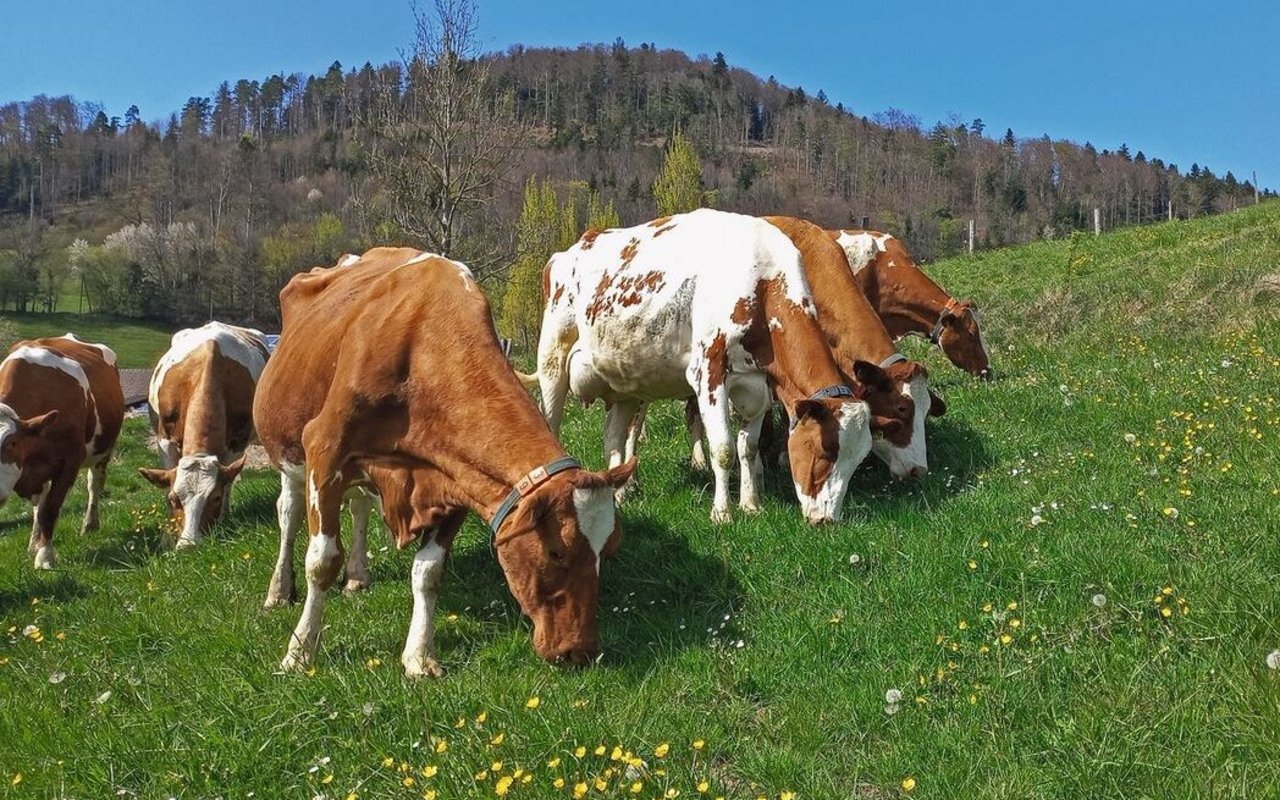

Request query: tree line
[{"left": 0, "top": 0, "right": 1267, "bottom": 330}]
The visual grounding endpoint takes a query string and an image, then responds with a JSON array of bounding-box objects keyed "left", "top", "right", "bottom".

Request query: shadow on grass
[
  {"left": 0, "top": 571, "right": 90, "bottom": 614},
  {"left": 312, "top": 507, "right": 742, "bottom": 675}
]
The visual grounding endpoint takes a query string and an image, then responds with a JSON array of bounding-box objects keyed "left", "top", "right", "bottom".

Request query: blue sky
[{"left": 3, "top": 0, "right": 1277, "bottom": 186}]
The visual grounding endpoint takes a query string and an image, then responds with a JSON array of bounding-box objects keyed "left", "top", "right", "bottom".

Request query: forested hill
[{"left": 0, "top": 40, "right": 1267, "bottom": 327}]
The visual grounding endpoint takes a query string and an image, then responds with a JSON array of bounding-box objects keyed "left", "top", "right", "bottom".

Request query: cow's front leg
[
  {"left": 603, "top": 398, "right": 643, "bottom": 502},
  {"left": 264, "top": 464, "right": 304, "bottom": 609},
  {"left": 737, "top": 413, "right": 765, "bottom": 514},
  {"left": 280, "top": 452, "right": 347, "bottom": 672},
  {"left": 29, "top": 471, "right": 75, "bottom": 570},
  {"left": 401, "top": 510, "right": 464, "bottom": 678},
  {"left": 81, "top": 457, "right": 108, "bottom": 534},
  {"left": 694, "top": 387, "right": 735, "bottom": 524},
  {"left": 343, "top": 489, "right": 375, "bottom": 594}
]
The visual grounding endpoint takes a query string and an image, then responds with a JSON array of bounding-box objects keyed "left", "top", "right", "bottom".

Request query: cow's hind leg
[
  {"left": 686, "top": 399, "right": 709, "bottom": 471},
  {"left": 343, "top": 489, "right": 375, "bottom": 594},
  {"left": 401, "top": 509, "right": 465, "bottom": 678},
  {"left": 264, "top": 464, "right": 304, "bottom": 609},
  {"left": 737, "top": 413, "right": 766, "bottom": 514},
  {"left": 536, "top": 308, "right": 576, "bottom": 433},
  {"left": 691, "top": 380, "right": 734, "bottom": 524},
  {"left": 81, "top": 456, "right": 108, "bottom": 534}
]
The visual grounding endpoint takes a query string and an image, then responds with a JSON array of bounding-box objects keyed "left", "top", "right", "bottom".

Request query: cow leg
[
  {"left": 281, "top": 431, "right": 348, "bottom": 671},
  {"left": 343, "top": 489, "right": 375, "bottom": 594},
  {"left": 603, "top": 398, "right": 642, "bottom": 502},
  {"left": 694, "top": 387, "right": 735, "bottom": 524},
  {"left": 401, "top": 510, "right": 463, "bottom": 678},
  {"left": 685, "top": 398, "right": 708, "bottom": 471},
  {"left": 264, "top": 464, "right": 304, "bottom": 609},
  {"left": 29, "top": 470, "right": 75, "bottom": 570},
  {"left": 81, "top": 456, "right": 108, "bottom": 534},
  {"left": 535, "top": 311, "right": 575, "bottom": 433},
  {"left": 737, "top": 412, "right": 766, "bottom": 514}
]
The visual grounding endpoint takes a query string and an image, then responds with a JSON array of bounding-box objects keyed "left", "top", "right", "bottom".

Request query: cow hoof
[
  {"left": 279, "top": 650, "right": 310, "bottom": 673},
  {"left": 690, "top": 453, "right": 708, "bottom": 472},
  {"left": 263, "top": 592, "right": 295, "bottom": 610},
  {"left": 710, "top": 508, "right": 732, "bottom": 525},
  {"left": 343, "top": 577, "right": 371, "bottom": 595},
  {"left": 174, "top": 538, "right": 199, "bottom": 551},
  {"left": 740, "top": 502, "right": 762, "bottom": 516},
  {"left": 33, "top": 547, "right": 56, "bottom": 570},
  {"left": 403, "top": 657, "right": 444, "bottom": 679},
  {"left": 81, "top": 519, "right": 100, "bottom": 534}
]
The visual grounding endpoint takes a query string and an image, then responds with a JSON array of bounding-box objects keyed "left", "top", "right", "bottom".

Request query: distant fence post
[
  {"left": 1168, "top": 200, "right": 1174, "bottom": 221},
  {"left": 1255, "top": 171, "right": 1261, "bottom": 205},
  {"left": 967, "top": 219, "right": 975, "bottom": 254},
  {"left": 1093, "top": 208, "right": 1101, "bottom": 236}
]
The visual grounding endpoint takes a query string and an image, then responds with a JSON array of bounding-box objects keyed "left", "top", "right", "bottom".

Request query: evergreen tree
[{"left": 653, "top": 132, "right": 710, "bottom": 215}]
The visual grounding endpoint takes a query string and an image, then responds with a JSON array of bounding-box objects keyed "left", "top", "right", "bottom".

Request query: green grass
[
  {"left": 1, "top": 204, "right": 1279, "bottom": 798},
  {"left": 3, "top": 312, "right": 175, "bottom": 369}
]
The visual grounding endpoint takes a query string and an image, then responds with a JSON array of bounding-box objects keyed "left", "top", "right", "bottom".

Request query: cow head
[
  {"left": 0, "top": 405, "right": 59, "bottom": 504},
  {"left": 853, "top": 360, "right": 944, "bottom": 479},
  {"left": 139, "top": 454, "right": 245, "bottom": 547},
  {"left": 494, "top": 459, "right": 636, "bottom": 665},
  {"left": 937, "top": 301, "right": 992, "bottom": 380},
  {"left": 787, "top": 397, "right": 872, "bottom": 524}
]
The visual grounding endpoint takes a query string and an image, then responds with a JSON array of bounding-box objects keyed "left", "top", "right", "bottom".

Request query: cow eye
[{"left": 547, "top": 547, "right": 564, "bottom": 561}]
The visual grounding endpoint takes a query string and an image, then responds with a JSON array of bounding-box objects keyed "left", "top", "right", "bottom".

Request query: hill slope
[{"left": 0, "top": 205, "right": 1277, "bottom": 798}]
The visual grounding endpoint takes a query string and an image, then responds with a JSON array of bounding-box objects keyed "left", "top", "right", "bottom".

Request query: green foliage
[
  {"left": 260, "top": 213, "right": 348, "bottom": 282},
  {"left": 653, "top": 132, "right": 713, "bottom": 216}
]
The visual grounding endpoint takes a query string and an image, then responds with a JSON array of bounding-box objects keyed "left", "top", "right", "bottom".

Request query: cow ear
[
  {"left": 928, "top": 389, "right": 947, "bottom": 417},
  {"left": 604, "top": 457, "right": 637, "bottom": 489},
  {"left": 871, "top": 415, "right": 905, "bottom": 437},
  {"left": 852, "top": 360, "right": 890, "bottom": 389},
  {"left": 19, "top": 410, "right": 58, "bottom": 435},
  {"left": 220, "top": 456, "right": 246, "bottom": 482},
  {"left": 138, "top": 467, "right": 175, "bottom": 487},
  {"left": 792, "top": 399, "right": 827, "bottom": 425}
]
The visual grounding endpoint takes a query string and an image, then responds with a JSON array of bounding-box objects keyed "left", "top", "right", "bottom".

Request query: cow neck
[
  {"left": 183, "top": 355, "right": 227, "bottom": 456},
  {"left": 424, "top": 376, "right": 571, "bottom": 526},
  {"left": 754, "top": 279, "right": 848, "bottom": 412},
  {"left": 788, "top": 230, "right": 899, "bottom": 368},
  {"left": 875, "top": 259, "right": 956, "bottom": 340}
]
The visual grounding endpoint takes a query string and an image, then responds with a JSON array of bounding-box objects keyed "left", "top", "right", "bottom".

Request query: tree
[
  {"left": 653, "top": 132, "right": 712, "bottom": 215},
  {"left": 359, "top": 0, "right": 523, "bottom": 277}
]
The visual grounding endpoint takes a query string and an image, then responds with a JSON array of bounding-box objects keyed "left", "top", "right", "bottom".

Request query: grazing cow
[
  {"left": 255, "top": 247, "right": 634, "bottom": 676},
  {"left": 832, "top": 229, "right": 991, "bottom": 379},
  {"left": 679, "top": 218, "right": 944, "bottom": 480},
  {"left": 532, "top": 208, "right": 873, "bottom": 525},
  {"left": 139, "top": 323, "right": 268, "bottom": 549},
  {"left": 0, "top": 334, "right": 123, "bottom": 569}
]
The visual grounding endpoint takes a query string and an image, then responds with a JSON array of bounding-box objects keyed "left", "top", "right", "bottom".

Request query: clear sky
[{"left": 3, "top": 0, "right": 1277, "bottom": 187}]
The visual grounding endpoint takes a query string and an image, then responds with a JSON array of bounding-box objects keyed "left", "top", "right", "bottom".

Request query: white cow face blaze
[
  {"left": 871, "top": 376, "right": 931, "bottom": 479},
  {"left": 788, "top": 398, "right": 872, "bottom": 524},
  {"left": 140, "top": 454, "right": 245, "bottom": 545}
]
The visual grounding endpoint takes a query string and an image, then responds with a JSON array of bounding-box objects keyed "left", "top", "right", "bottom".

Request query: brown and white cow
[
  {"left": 832, "top": 229, "right": 991, "bottom": 379},
  {"left": 0, "top": 334, "right": 123, "bottom": 569},
  {"left": 139, "top": 322, "right": 268, "bottom": 549},
  {"left": 677, "top": 218, "right": 943, "bottom": 480},
  {"left": 255, "top": 247, "right": 634, "bottom": 676},
  {"left": 531, "top": 209, "right": 873, "bottom": 525}
]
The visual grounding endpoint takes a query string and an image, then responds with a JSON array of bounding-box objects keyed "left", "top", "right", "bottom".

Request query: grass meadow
[{"left": 0, "top": 204, "right": 1278, "bottom": 798}]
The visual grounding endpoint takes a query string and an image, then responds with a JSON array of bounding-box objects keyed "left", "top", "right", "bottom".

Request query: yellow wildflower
[
  {"left": 692, "top": 739, "right": 705, "bottom": 750},
  {"left": 902, "top": 777, "right": 917, "bottom": 792},
  {"left": 631, "top": 781, "right": 644, "bottom": 794},
  {"left": 526, "top": 696, "right": 541, "bottom": 709},
  {"left": 654, "top": 742, "right": 670, "bottom": 758},
  {"left": 435, "top": 740, "right": 448, "bottom": 754},
  {"left": 422, "top": 765, "right": 438, "bottom": 778},
  {"left": 573, "top": 781, "right": 588, "bottom": 798},
  {"left": 553, "top": 777, "right": 566, "bottom": 789},
  {"left": 698, "top": 780, "right": 711, "bottom": 793},
  {"left": 495, "top": 776, "right": 513, "bottom": 796},
  {"left": 490, "top": 732, "right": 505, "bottom": 746},
  {"left": 547, "top": 757, "right": 561, "bottom": 768},
  {"left": 402, "top": 777, "right": 416, "bottom": 788},
  {"left": 594, "top": 745, "right": 606, "bottom": 756},
  {"left": 491, "top": 761, "right": 504, "bottom": 772},
  {"left": 382, "top": 756, "right": 395, "bottom": 768},
  {"left": 574, "top": 746, "right": 587, "bottom": 758}
]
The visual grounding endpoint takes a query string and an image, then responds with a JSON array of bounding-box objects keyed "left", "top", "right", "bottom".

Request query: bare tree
[{"left": 358, "top": 0, "right": 523, "bottom": 276}]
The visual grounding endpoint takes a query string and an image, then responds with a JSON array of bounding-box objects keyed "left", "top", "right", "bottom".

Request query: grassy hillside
[
  {"left": 2, "top": 312, "right": 174, "bottom": 369},
  {"left": 0, "top": 205, "right": 1278, "bottom": 798}
]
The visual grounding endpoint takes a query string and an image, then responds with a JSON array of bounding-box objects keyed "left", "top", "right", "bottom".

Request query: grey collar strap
[
  {"left": 791, "top": 384, "right": 855, "bottom": 430},
  {"left": 879, "top": 353, "right": 908, "bottom": 369},
  {"left": 489, "top": 456, "right": 582, "bottom": 537},
  {"left": 929, "top": 299, "right": 962, "bottom": 343}
]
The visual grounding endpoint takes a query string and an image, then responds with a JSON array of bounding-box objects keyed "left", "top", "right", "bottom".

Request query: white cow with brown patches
[
  {"left": 532, "top": 208, "right": 874, "bottom": 524},
  {"left": 0, "top": 334, "right": 123, "bottom": 569},
  {"left": 140, "top": 323, "right": 268, "bottom": 549}
]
